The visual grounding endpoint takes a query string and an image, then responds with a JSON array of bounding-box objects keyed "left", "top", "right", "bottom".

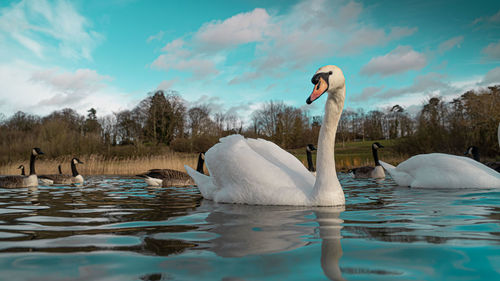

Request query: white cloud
[
  {"left": 482, "top": 40, "right": 500, "bottom": 59},
  {"left": 477, "top": 66, "right": 500, "bottom": 86},
  {"left": 438, "top": 36, "right": 464, "bottom": 53},
  {"left": 0, "top": 61, "right": 132, "bottom": 117},
  {"left": 156, "top": 79, "right": 178, "bottom": 91},
  {"left": 194, "top": 8, "right": 272, "bottom": 52},
  {"left": 378, "top": 73, "right": 453, "bottom": 99},
  {"left": 351, "top": 86, "right": 384, "bottom": 102},
  {"left": 151, "top": 0, "right": 417, "bottom": 82},
  {"left": 152, "top": 54, "right": 221, "bottom": 78},
  {"left": 0, "top": 0, "right": 102, "bottom": 60},
  {"left": 360, "top": 67, "right": 500, "bottom": 111},
  {"left": 473, "top": 9, "right": 500, "bottom": 25},
  {"left": 360, "top": 46, "right": 427, "bottom": 77},
  {"left": 147, "top": 30, "right": 165, "bottom": 43},
  {"left": 162, "top": 38, "right": 186, "bottom": 52},
  {"left": 341, "top": 27, "right": 417, "bottom": 55}
]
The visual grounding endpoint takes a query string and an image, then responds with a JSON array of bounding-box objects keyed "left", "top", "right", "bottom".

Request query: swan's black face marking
[{"left": 307, "top": 71, "right": 332, "bottom": 104}]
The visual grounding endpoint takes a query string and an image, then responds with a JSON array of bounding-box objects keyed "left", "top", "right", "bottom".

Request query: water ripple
[{"left": 0, "top": 174, "right": 497, "bottom": 281}]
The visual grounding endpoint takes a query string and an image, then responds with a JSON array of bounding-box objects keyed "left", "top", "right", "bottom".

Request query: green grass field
[{"left": 289, "top": 139, "right": 406, "bottom": 172}]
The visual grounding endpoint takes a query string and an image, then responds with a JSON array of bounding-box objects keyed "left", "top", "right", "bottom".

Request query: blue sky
[{"left": 0, "top": 0, "right": 499, "bottom": 122}]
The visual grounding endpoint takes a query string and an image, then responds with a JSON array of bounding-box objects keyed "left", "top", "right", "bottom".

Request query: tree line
[{"left": 0, "top": 86, "right": 499, "bottom": 164}]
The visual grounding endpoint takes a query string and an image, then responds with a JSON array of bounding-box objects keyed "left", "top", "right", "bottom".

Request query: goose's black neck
[
  {"left": 71, "top": 161, "right": 79, "bottom": 177},
  {"left": 372, "top": 146, "right": 380, "bottom": 166},
  {"left": 20, "top": 166, "right": 25, "bottom": 176},
  {"left": 307, "top": 150, "right": 315, "bottom": 172},
  {"left": 472, "top": 152, "right": 480, "bottom": 162},
  {"left": 196, "top": 153, "right": 205, "bottom": 173},
  {"left": 58, "top": 165, "right": 62, "bottom": 174},
  {"left": 29, "top": 154, "right": 36, "bottom": 175}
]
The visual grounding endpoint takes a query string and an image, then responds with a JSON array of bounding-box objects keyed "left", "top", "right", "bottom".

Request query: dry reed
[
  {"left": 1, "top": 151, "right": 408, "bottom": 176},
  {"left": 0, "top": 152, "right": 203, "bottom": 176}
]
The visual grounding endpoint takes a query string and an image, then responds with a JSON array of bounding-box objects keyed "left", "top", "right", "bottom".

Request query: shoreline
[{"left": 0, "top": 152, "right": 406, "bottom": 176}]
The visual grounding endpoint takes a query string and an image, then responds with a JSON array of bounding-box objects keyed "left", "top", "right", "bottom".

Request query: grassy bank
[
  {"left": 290, "top": 139, "right": 408, "bottom": 172},
  {"left": 0, "top": 139, "right": 408, "bottom": 175}
]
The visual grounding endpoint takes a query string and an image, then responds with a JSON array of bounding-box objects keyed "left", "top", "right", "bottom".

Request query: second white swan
[{"left": 185, "top": 65, "right": 346, "bottom": 206}]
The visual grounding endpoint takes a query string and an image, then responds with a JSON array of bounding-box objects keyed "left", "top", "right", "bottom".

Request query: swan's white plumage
[
  {"left": 186, "top": 135, "right": 315, "bottom": 205},
  {"left": 381, "top": 153, "right": 500, "bottom": 188},
  {"left": 185, "top": 65, "right": 346, "bottom": 206}
]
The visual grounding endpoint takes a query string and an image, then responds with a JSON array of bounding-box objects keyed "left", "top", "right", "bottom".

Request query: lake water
[{"left": 0, "top": 174, "right": 499, "bottom": 280}]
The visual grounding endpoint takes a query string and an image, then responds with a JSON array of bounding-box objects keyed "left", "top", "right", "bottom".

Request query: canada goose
[
  {"left": 306, "top": 144, "right": 317, "bottom": 175},
  {"left": 39, "top": 158, "right": 84, "bottom": 185},
  {"left": 58, "top": 164, "right": 63, "bottom": 174},
  {"left": 0, "top": 148, "right": 44, "bottom": 188},
  {"left": 464, "top": 146, "right": 500, "bottom": 173},
  {"left": 137, "top": 152, "right": 205, "bottom": 187},
  {"left": 350, "top": 142, "right": 385, "bottom": 179},
  {"left": 18, "top": 165, "right": 25, "bottom": 176},
  {"left": 184, "top": 65, "right": 347, "bottom": 206}
]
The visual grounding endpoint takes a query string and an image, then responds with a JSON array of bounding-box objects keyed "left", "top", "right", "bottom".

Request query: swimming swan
[
  {"left": 185, "top": 65, "right": 346, "bottom": 206},
  {"left": 380, "top": 153, "right": 500, "bottom": 188}
]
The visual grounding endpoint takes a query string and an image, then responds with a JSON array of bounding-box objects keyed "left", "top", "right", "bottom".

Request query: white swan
[
  {"left": 185, "top": 65, "right": 346, "bottom": 206},
  {"left": 380, "top": 154, "right": 500, "bottom": 188}
]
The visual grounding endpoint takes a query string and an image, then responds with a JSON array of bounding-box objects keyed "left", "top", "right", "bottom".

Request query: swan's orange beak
[{"left": 306, "top": 76, "right": 328, "bottom": 104}]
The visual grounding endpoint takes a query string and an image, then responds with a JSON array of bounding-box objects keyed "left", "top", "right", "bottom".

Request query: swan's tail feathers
[
  {"left": 379, "top": 160, "right": 413, "bottom": 187},
  {"left": 184, "top": 165, "right": 215, "bottom": 200},
  {"left": 379, "top": 160, "right": 396, "bottom": 175}
]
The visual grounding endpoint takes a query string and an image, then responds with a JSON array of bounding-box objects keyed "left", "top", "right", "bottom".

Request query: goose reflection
[{"left": 198, "top": 201, "right": 346, "bottom": 281}]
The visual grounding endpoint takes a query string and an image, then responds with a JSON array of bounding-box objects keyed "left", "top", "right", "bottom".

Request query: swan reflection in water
[{"left": 197, "top": 201, "right": 346, "bottom": 281}]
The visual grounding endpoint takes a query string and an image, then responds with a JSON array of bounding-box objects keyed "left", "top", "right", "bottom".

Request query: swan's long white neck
[{"left": 311, "top": 86, "right": 345, "bottom": 205}]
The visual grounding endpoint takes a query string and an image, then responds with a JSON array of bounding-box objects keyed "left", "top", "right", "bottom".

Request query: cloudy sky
[{"left": 0, "top": 0, "right": 499, "bottom": 120}]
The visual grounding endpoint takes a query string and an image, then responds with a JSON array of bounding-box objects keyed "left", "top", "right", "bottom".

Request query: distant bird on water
[
  {"left": 18, "top": 164, "right": 25, "bottom": 176},
  {"left": 0, "top": 148, "right": 44, "bottom": 188},
  {"left": 350, "top": 142, "right": 386, "bottom": 179},
  {"left": 39, "top": 158, "right": 84, "bottom": 185},
  {"left": 464, "top": 146, "right": 500, "bottom": 173},
  {"left": 136, "top": 152, "right": 205, "bottom": 187}
]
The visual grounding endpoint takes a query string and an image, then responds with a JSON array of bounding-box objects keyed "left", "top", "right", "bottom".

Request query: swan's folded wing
[
  {"left": 205, "top": 135, "right": 313, "bottom": 204},
  {"left": 245, "top": 138, "right": 315, "bottom": 187}
]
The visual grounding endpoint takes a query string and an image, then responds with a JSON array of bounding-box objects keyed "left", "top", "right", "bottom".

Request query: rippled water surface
[{"left": 0, "top": 174, "right": 499, "bottom": 280}]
